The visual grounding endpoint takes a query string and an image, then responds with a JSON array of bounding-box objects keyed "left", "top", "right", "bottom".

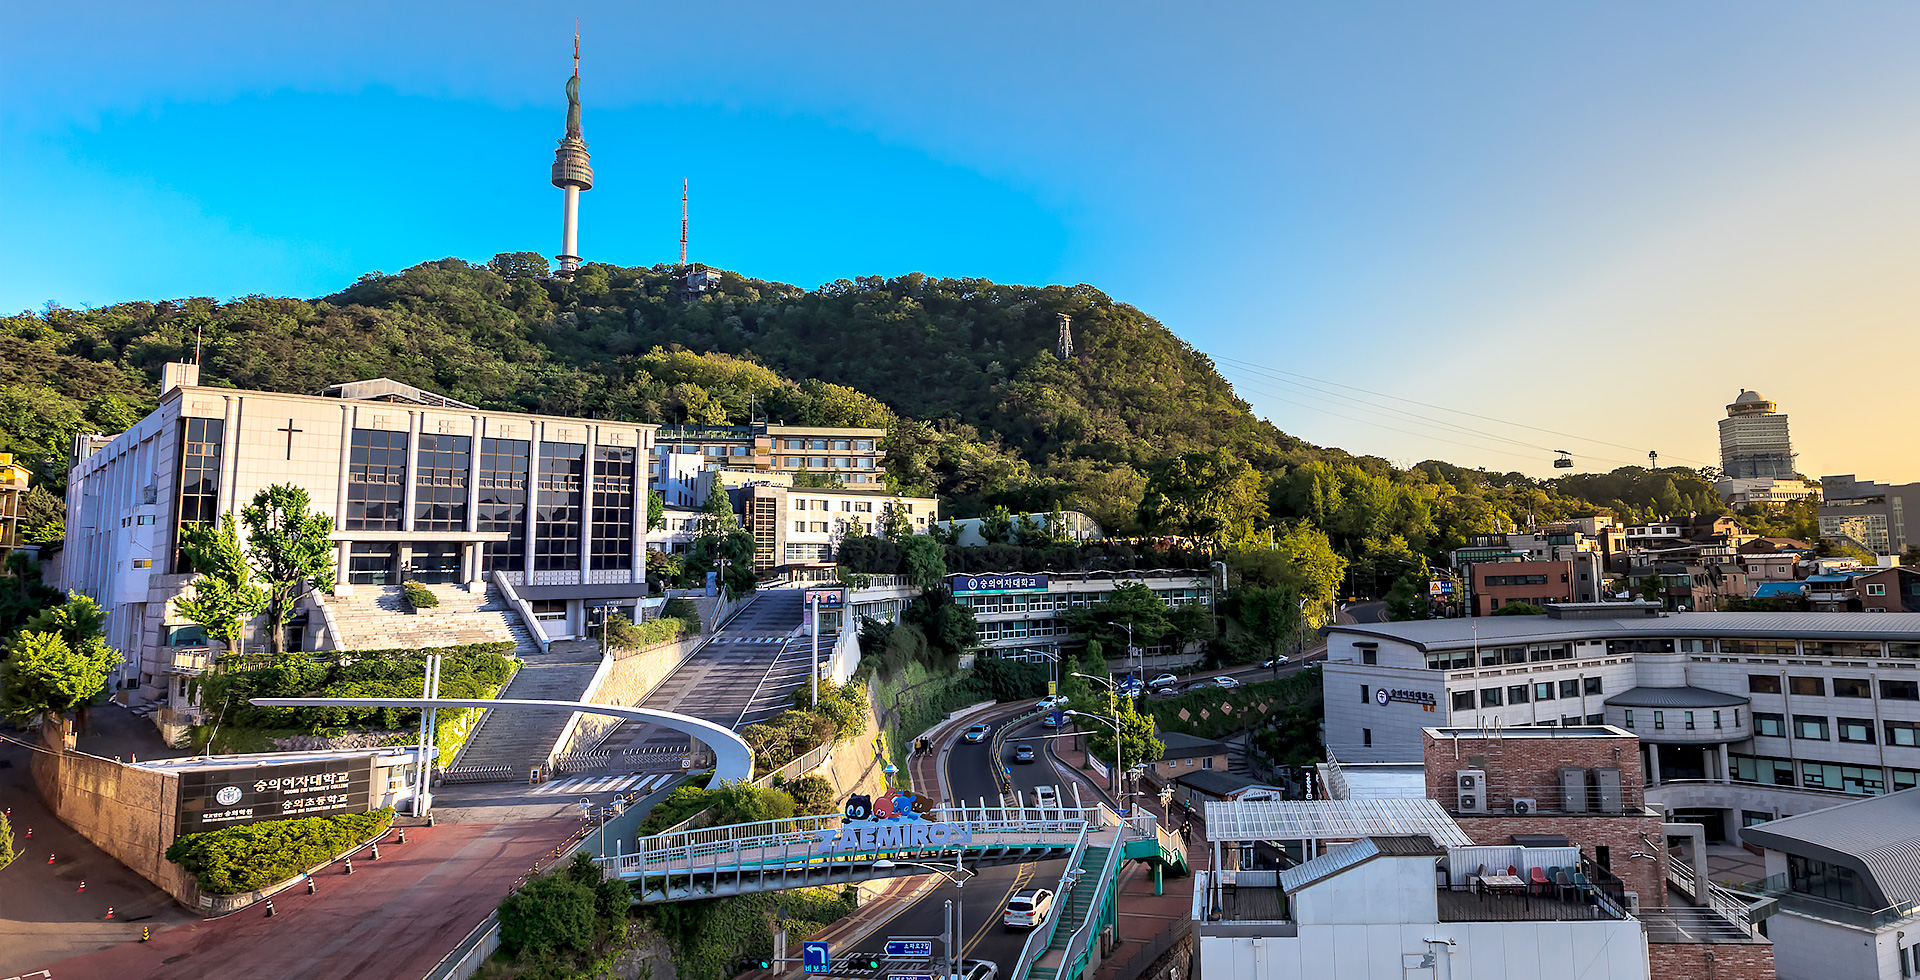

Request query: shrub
[
  {"left": 604, "top": 613, "right": 684, "bottom": 650},
  {"left": 0, "top": 811, "right": 14, "bottom": 870},
  {"left": 499, "top": 868, "right": 597, "bottom": 955},
  {"left": 401, "top": 581, "right": 439, "bottom": 610},
  {"left": 165, "top": 808, "right": 393, "bottom": 894},
  {"left": 788, "top": 774, "right": 836, "bottom": 816},
  {"left": 662, "top": 597, "right": 702, "bottom": 633}
]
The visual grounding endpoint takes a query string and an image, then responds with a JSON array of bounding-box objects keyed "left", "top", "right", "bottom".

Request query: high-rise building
[
  {"left": 1719, "top": 389, "right": 1796, "bottom": 480},
  {"left": 551, "top": 35, "right": 593, "bottom": 276}
]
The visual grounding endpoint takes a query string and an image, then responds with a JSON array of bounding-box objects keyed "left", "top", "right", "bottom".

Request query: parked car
[
  {"left": 1012, "top": 743, "right": 1037, "bottom": 763},
  {"left": 1214, "top": 676, "right": 1240, "bottom": 689},
  {"left": 1117, "top": 679, "right": 1144, "bottom": 698},
  {"left": 1149, "top": 686, "right": 1182, "bottom": 700},
  {"left": 1148, "top": 673, "right": 1180, "bottom": 688},
  {"left": 1002, "top": 888, "right": 1056, "bottom": 930},
  {"left": 963, "top": 723, "right": 992, "bottom": 743},
  {"left": 958, "top": 960, "right": 999, "bottom": 980}
]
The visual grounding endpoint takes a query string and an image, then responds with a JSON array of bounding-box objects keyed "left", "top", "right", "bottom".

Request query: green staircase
[
  {"left": 1026, "top": 845, "right": 1111, "bottom": 980},
  {"left": 1121, "top": 825, "right": 1190, "bottom": 876}
]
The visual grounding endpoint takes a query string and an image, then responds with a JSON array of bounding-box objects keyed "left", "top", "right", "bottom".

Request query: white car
[
  {"left": 1037, "top": 695, "right": 1069, "bottom": 710},
  {"left": 959, "top": 960, "right": 999, "bottom": 980},
  {"left": 1148, "top": 673, "right": 1179, "bottom": 688},
  {"left": 1214, "top": 676, "right": 1240, "bottom": 689},
  {"left": 1032, "top": 785, "right": 1060, "bottom": 809},
  {"left": 962, "top": 723, "right": 992, "bottom": 743},
  {"left": 1003, "top": 888, "right": 1056, "bottom": 930}
]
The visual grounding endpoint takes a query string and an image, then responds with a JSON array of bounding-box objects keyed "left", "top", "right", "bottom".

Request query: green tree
[
  {"left": 1490, "top": 602, "right": 1544, "bottom": 616},
  {"left": 1139, "top": 449, "right": 1266, "bottom": 542},
  {"left": 1637, "top": 575, "right": 1662, "bottom": 602},
  {"left": 1067, "top": 582, "right": 1170, "bottom": 653},
  {"left": 486, "top": 251, "right": 551, "bottom": 280},
  {"left": 240, "top": 485, "right": 337, "bottom": 656},
  {"left": 0, "top": 551, "right": 62, "bottom": 640},
  {"left": 19, "top": 486, "right": 65, "bottom": 539},
  {"left": 879, "top": 501, "right": 913, "bottom": 541},
  {"left": 900, "top": 534, "right": 947, "bottom": 591},
  {"left": 0, "top": 809, "right": 15, "bottom": 869},
  {"left": 1384, "top": 571, "right": 1429, "bottom": 622},
  {"left": 1231, "top": 583, "right": 1299, "bottom": 661},
  {"left": 979, "top": 505, "right": 1014, "bottom": 545},
  {"left": 1083, "top": 696, "right": 1164, "bottom": 772},
  {"left": 0, "top": 597, "right": 122, "bottom": 736},
  {"left": 647, "top": 489, "right": 666, "bottom": 531},
  {"left": 173, "top": 515, "right": 267, "bottom": 653},
  {"left": 498, "top": 870, "right": 596, "bottom": 954}
]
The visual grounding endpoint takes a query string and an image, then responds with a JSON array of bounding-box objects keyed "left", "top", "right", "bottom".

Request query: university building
[
  {"left": 949, "top": 569, "right": 1213, "bottom": 661},
  {"left": 59, "top": 365, "right": 656, "bottom": 700},
  {"left": 1321, "top": 602, "right": 1920, "bottom": 845}
]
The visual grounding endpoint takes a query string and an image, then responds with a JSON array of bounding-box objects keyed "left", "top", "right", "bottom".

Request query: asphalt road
[
  {"left": 837, "top": 711, "right": 1075, "bottom": 978},
  {"left": 599, "top": 590, "right": 835, "bottom": 754}
]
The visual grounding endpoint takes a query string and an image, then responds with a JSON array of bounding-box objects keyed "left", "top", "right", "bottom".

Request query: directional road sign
[
  {"left": 891, "top": 974, "right": 936, "bottom": 980},
  {"left": 885, "top": 940, "right": 935, "bottom": 959},
  {"left": 803, "top": 941, "right": 831, "bottom": 975}
]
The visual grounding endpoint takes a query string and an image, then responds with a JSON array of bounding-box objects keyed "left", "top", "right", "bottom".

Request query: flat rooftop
[{"left": 1331, "top": 610, "right": 1920, "bottom": 649}]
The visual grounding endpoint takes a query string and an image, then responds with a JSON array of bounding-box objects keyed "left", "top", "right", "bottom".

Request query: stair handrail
[
  {"left": 1050, "top": 824, "right": 1127, "bottom": 980},
  {"left": 1011, "top": 819, "right": 1094, "bottom": 980},
  {"left": 491, "top": 570, "right": 551, "bottom": 653}
]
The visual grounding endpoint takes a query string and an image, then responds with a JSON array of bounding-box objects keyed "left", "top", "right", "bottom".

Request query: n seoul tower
[{"left": 550, "top": 31, "right": 593, "bottom": 276}]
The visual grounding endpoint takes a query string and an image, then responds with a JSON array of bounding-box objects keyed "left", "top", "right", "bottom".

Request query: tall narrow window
[
  {"left": 478, "top": 438, "right": 529, "bottom": 571},
  {"left": 534, "top": 442, "right": 585, "bottom": 571},
  {"left": 173, "top": 417, "right": 225, "bottom": 571},
  {"left": 413, "top": 434, "right": 471, "bottom": 531},
  {"left": 590, "top": 446, "right": 635, "bottom": 570},
  {"left": 346, "top": 429, "right": 408, "bottom": 531}
]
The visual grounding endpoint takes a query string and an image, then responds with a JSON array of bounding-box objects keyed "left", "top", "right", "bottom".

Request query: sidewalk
[{"left": 38, "top": 817, "right": 576, "bottom": 980}]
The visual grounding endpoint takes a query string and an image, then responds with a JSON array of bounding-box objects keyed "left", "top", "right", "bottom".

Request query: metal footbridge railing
[{"left": 600, "top": 803, "right": 1119, "bottom": 903}]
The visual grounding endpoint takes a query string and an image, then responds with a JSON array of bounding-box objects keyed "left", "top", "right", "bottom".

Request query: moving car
[
  {"left": 1032, "top": 785, "right": 1060, "bottom": 809},
  {"left": 963, "top": 723, "right": 992, "bottom": 743},
  {"left": 1037, "top": 695, "right": 1069, "bottom": 710},
  {"left": 1149, "top": 686, "right": 1182, "bottom": 700},
  {"left": 1012, "top": 743, "right": 1037, "bottom": 763},
  {"left": 1041, "top": 710, "right": 1066, "bottom": 728},
  {"left": 1214, "top": 676, "right": 1240, "bottom": 689},
  {"left": 959, "top": 960, "right": 999, "bottom": 980},
  {"left": 1260, "top": 658, "right": 1281, "bottom": 669},
  {"left": 1003, "top": 888, "right": 1056, "bottom": 930},
  {"left": 1148, "top": 673, "right": 1179, "bottom": 688}
]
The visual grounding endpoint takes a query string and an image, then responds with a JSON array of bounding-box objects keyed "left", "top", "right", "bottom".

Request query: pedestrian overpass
[{"left": 603, "top": 803, "right": 1189, "bottom": 980}]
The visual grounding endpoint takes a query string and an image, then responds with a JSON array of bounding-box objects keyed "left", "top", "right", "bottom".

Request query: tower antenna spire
[
  {"left": 573, "top": 19, "right": 580, "bottom": 77},
  {"left": 550, "top": 26, "right": 594, "bottom": 276},
  {"left": 680, "top": 179, "right": 689, "bottom": 267}
]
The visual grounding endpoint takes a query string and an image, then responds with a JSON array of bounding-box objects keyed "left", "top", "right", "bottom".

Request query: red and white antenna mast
[{"left": 680, "top": 179, "right": 689, "bottom": 266}]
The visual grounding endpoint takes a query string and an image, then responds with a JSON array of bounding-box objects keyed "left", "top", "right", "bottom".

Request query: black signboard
[{"left": 175, "top": 756, "right": 375, "bottom": 836}]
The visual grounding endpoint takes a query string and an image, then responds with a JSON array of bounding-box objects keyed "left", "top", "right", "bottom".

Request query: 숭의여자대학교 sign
[
  {"left": 948, "top": 573, "right": 1049, "bottom": 596},
  {"left": 175, "top": 756, "right": 375, "bottom": 835}
]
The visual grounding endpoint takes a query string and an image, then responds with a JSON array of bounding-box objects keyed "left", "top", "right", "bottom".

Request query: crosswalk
[
  {"left": 528, "top": 772, "right": 677, "bottom": 797},
  {"left": 714, "top": 636, "right": 788, "bottom": 643}
]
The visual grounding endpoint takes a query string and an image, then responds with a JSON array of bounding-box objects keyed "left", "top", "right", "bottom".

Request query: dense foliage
[
  {"left": 165, "top": 807, "right": 392, "bottom": 894},
  {"left": 193, "top": 642, "right": 516, "bottom": 734},
  {"left": 641, "top": 884, "right": 857, "bottom": 980},
  {"left": 0, "top": 592, "right": 122, "bottom": 731}
]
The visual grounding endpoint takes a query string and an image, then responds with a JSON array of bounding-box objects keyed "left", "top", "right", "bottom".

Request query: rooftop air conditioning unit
[
  {"left": 1455, "top": 770, "right": 1487, "bottom": 814},
  {"left": 1511, "top": 798, "right": 1537, "bottom": 815}
]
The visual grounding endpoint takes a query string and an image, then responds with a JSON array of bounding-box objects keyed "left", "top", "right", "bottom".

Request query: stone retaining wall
[{"left": 30, "top": 728, "right": 197, "bottom": 904}]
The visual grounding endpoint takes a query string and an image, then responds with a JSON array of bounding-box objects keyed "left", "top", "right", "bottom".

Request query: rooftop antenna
[{"left": 680, "top": 179, "right": 689, "bottom": 267}]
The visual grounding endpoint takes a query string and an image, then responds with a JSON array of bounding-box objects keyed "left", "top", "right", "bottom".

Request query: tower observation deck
[{"left": 552, "top": 34, "right": 593, "bottom": 276}]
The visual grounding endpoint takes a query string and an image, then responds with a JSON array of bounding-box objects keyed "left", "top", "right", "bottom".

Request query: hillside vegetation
[{"left": 1, "top": 256, "right": 1763, "bottom": 596}]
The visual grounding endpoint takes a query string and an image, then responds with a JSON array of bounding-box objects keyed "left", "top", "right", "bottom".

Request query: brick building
[{"left": 1470, "top": 558, "right": 1581, "bottom": 615}]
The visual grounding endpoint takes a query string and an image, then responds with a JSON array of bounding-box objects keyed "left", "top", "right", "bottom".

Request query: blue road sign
[
  {"left": 885, "top": 940, "right": 935, "bottom": 959},
  {"left": 891, "top": 974, "right": 936, "bottom": 980},
  {"left": 803, "top": 942, "right": 831, "bottom": 975}
]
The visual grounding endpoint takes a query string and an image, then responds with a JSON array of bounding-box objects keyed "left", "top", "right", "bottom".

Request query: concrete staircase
[
  {"left": 449, "top": 638, "right": 605, "bottom": 775},
  {"left": 325, "top": 583, "right": 537, "bottom": 654}
]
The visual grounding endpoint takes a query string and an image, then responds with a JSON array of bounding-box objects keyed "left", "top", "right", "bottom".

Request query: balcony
[
  {"left": 1732, "top": 874, "right": 1920, "bottom": 931},
  {"left": 165, "top": 645, "right": 217, "bottom": 674}
]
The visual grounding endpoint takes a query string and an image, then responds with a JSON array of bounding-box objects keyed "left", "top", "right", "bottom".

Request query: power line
[{"left": 1215, "top": 354, "right": 1717, "bottom": 469}]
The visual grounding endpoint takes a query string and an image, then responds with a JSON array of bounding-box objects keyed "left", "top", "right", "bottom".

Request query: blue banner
[{"left": 948, "top": 572, "right": 1050, "bottom": 595}]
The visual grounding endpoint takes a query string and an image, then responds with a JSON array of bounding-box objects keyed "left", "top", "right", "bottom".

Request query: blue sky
[{"left": 5, "top": 3, "right": 1917, "bottom": 481}]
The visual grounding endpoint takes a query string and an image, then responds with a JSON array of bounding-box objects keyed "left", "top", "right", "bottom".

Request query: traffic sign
[
  {"left": 883, "top": 763, "right": 898, "bottom": 775},
  {"left": 803, "top": 941, "right": 831, "bottom": 975},
  {"left": 891, "top": 974, "right": 936, "bottom": 980},
  {"left": 885, "top": 940, "right": 935, "bottom": 959}
]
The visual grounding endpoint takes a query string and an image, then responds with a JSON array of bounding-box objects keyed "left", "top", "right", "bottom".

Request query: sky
[{"left": 4, "top": 2, "right": 1917, "bottom": 482}]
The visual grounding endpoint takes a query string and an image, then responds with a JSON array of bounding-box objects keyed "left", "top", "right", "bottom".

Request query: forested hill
[{"left": 4, "top": 255, "right": 1778, "bottom": 570}]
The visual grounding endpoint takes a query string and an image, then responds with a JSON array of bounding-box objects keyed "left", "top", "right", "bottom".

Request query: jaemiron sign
[
  {"left": 812, "top": 821, "right": 975, "bottom": 853},
  {"left": 175, "top": 757, "right": 375, "bottom": 836},
  {"left": 948, "top": 573, "right": 1049, "bottom": 596}
]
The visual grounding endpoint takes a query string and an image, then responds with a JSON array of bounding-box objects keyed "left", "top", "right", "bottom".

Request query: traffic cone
[
  {"left": 23, "top": 826, "right": 30, "bottom": 838},
  {"left": 141, "top": 926, "right": 151, "bottom": 942},
  {"left": 48, "top": 852, "right": 56, "bottom": 864},
  {"left": 105, "top": 907, "right": 114, "bottom": 919},
  {"left": 78, "top": 880, "right": 86, "bottom": 892}
]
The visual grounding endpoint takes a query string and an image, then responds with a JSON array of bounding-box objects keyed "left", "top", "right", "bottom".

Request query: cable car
[{"left": 1553, "top": 450, "right": 1573, "bottom": 469}]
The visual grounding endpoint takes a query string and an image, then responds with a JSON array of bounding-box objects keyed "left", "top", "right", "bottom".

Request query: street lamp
[
  {"left": 1064, "top": 684, "right": 1124, "bottom": 798},
  {"left": 872, "top": 858, "right": 974, "bottom": 980}
]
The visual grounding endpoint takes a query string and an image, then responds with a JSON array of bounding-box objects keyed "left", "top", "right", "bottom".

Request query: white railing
[
  {"left": 1012, "top": 818, "right": 1095, "bottom": 980},
  {"left": 1668, "top": 858, "right": 1757, "bottom": 935},
  {"left": 752, "top": 743, "right": 833, "bottom": 788},
  {"left": 1052, "top": 824, "right": 1127, "bottom": 980},
  {"left": 491, "top": 570, "right": 550, "bottom": 653}
]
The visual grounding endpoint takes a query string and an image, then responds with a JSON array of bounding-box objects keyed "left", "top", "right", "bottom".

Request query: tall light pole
[
  {"left": 1068, "top": 673, "right": 1123, "bottom": 796},
  {"left": 873, "top": 857, "right": 973, "bottom": 980},
  {"left": 809, "top": 591, "right": 820, "bottom": 707}
]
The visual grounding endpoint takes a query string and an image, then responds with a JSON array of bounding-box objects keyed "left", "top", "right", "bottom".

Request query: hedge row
[
  {"left": 195, "top": 643, "right": 517, "bottom": 732},
  {"left": 166, "top": 807, "right": 393, "bottom": 894}
]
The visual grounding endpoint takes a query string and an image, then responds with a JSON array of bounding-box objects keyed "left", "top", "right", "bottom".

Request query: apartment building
[
  {"left": 0, "top": 451, "right": 30, "bottom": 549},
  {"left": 1322, "top": 602, "right": 1920, "bottom": 847},
  {"left": 650, "top": 422, "right": 886, "bottom": 486},
  {"left": 727, "top": 481, "right": 936, "bottom": 570},
  {"left": 1820, "top": 475, "right": 1918, "bottom": 556}
]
